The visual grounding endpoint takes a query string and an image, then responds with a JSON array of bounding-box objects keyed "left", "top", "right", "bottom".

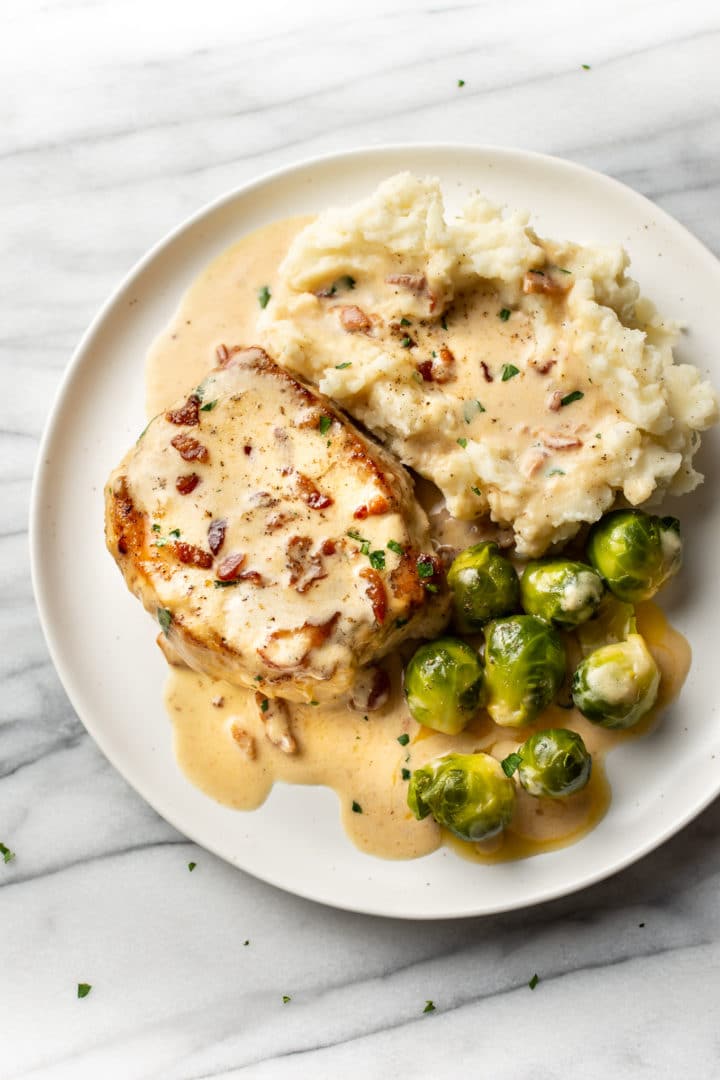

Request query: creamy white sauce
[{"left": 147, "top": 217, "right": 692, "bottom": 863}]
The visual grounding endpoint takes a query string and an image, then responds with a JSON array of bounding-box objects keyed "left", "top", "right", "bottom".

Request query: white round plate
[{"left": 31, "top": 145, "right": 720, "bottom": 919}]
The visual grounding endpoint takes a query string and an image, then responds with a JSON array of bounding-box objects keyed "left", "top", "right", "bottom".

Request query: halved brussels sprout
[
  {"left": 586, "top": 509, "right": 682, "bottom": 603},
  {"left": 447, "top": 541, "right": 520, "bottom": 632},
  {"left": 404, "top": 637, "right": 485, "bottom": 735},
  {"left": 520, "top": 558, "right": 604, "bottom": 628},
  {"left": 576, "top": 594, "right": 637, "bottom": 658},
  {"left": 514, "top": 728, "right": 592, "bottom": 798},
  {"left": 407, "top": 752, "right": 515, "bottom": 841},
  {"left": 571, "top": 634, "right": 660, "bottom": 729},
  {"left": 484, "top": 615, "right": 566, "bottom": 727}
]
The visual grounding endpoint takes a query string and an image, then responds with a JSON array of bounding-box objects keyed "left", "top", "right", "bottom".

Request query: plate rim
[{"left": 29, "top": 141, "right": 720, "bottom": 919}]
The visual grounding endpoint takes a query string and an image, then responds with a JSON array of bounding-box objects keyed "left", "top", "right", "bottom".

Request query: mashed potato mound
[{"left": 260, "top": 174, "right": 718, "bottom": 555}]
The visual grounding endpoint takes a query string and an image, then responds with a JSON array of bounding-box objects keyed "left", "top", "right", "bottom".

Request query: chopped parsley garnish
[
  {"left": 401, "top": 336, "right": 413, "bottom": 348},
  {"left": 581, "top": 63, "right": 591, "bottom": 70},
  {"left": 332, "top": 275, "right": 356, "bottom": 293},
  {"left": 457, "top": 437, "right": 468, "bottom": 449},
  {"left": 471, "top": 485, "right": 482, "bottom": 496},
  {"left": 397, "top": 733, "right": 410, "bottom": 746},
  {"left": 547, "top": 468, "right": 565, "bottom": 477},
  {"left": 200, "top": 399, "right": 218, "bottom": 412},
  {"left": 423, "top": 1000, "right": 436, "bottom": 1013},
  {"left": 347, "top": 529, "right": 369, "bottom": 544},
  {"left": 257, "top": 285, "right": 271, "bottom": 309},
  {"left": 77, "top": 983, "right": 92, "bottom": 999},
  {"left": 401, "top": 768, "right": 411, "bottom": 780},
  {"left": 309, "top": 700, "right": 319, "bottom": 706},
  {"left": 282, "top": 995, "right": 292, "bottom": 1004},
  {"left": 188, "top": 862, "right": 197, "bottom": 872},
  {"left": 501, "top": 752, "right": 523, "bottom": 778},
  {"left": 0, "top": 842, "right": 15, "bottom": 864},
  {"left": 369, "top": 550, "right": 386, "bottom": 571},
  {"left": 168, "top": 528, "right": 181, "bottom": 538},
  {"left": 351, "top": 800, "right": 363, "bottom": 814},
  {"left": 425, "top": 583, "right": 439, "bottom": 593},
  {"left": 556, "top": 267, "right": 572, "bottom": 274},
  {"left": 157, "top": 608, "right": 172, "bottom": 635},
  {"left": 244, "top": 940, "right": 250, "bottom": 945},
  {"left": 417, "top": 559, "right": 434, "bottom": 579},
  {"left": 395, "top": 617, "right": 408, "bottom": 629},
  {"left": 214, "top": 579, "right": 240, "bottom": 588},
  {"left": 387, "top": 539, "right": 404, "bottom": 556},
  {"left": 441, "top": 316, "right": 448, "bottom": 331},
  {"left": 400, "top": 317, "right": 412, "bottom": 327},
  {"left": 528, "top": 973, "right": 540, "bottom": 990},
  {"left": 335, "top": 362, "right": 352, "bottom": 369},
  {"left": 319, "top": 415, "right": 332, "bottom": 435},
  {"left": 153, "top": 536, "right": 168, "bottom": 548},
  {"left": 560, "top": 390, "right": 584, "bottom": 407},
  {"left": 457, "top": 78, "right": 465, "bottom": 87},
  {"left": 463, "top": 399, "right": 485, "bottom": 422},
  {"left": 501, "top": 364, "right": 520, "bottom": 381},
  {"left": 260, "top": 698, "right": 269, "bottom": 713},
  {"left": 151, "top": 523, "right": 161, "bottom": 533},
  {"left": 498, "top": 308, "right": 511, "bottom": 321}
]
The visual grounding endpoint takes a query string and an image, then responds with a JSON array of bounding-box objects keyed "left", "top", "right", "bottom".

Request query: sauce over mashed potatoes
[
  {"left": 261, "top": 174, "right": 717, "bottom": 555},
  {"left": 142, "top": 181, "right": 708, "bottom": 864}
]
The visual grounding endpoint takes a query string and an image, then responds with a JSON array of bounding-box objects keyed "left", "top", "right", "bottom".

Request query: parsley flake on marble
[
  {"left": 0, "top": 842, "right": 15, "bottom": 864},
  {"left": 423, "top": 1000, "right": 436, "bottom": 1013},
  {"left": 77, "top": 983, "right": 92, "bottom": 999},
  {"left": 528, "top": 973, "right": 540, "bottom": 990}
]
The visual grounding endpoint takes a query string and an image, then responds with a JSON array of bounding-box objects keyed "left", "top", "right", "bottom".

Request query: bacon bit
[
  {"left": 360, "top": 567, "right": 387, "bottom": 625},
  {"left": 547, "top": 390, "right": 564, "bottom": 412},
  {"left": 339, "top": 305, "right": 372, "bottom": 333},
  {"left": 216, "top": 344, "right": 229, "bottom": 364},
  {"left": 350, "top": 666, "right": 391, "bottom": 712},
  {"left": 219, "top": 345, "right": 271, "bottom": 370},
  {"left": 254, "top": 694, "right": 296, "bottom": 755},
  {"left": 244, "top": 445, "right": 252, "bottom": 456},
  {"left": 212, "top": 696, "right": 225, "bottom": 708},
  {"left": 416, "top": 347, "right": 455, "bottom": 385},
  {"left": 389, "top": 551, "right": 426, "bottom": 608},
  {"left": 171, "top": 433, "right": 209, "bottom": 463},
  {"left": 258, "top": 613, "right": 340, "bottom": 671},
  {"left": 354, "top": 494, "right": 391, "bottom": 520},
  {"left": 176, "top": 473, "right": 200, "bottom": 495},
  {"left": 207, "top": 518, "right": 227, "bottom": 556},
  {"left": 216, "top": 552, "right": 246, "bottom": 581},
  {"left": 250, "top": 491, "right": 280, "bottom": 509},
  {"left": 480, "top": 361, "right": 493, "bottom": 383},
  {"left": 295, "top": 472, "right": 333, "bottom": 510},
  {"left": 520, "top": 447, "right": 549, "bottom": 479},
  {"left": 230, "top": 723, "right": 256, "bottom": 760},
  {"left": 174, "top": 541, "right": 213, "bottom": 569},
  {"left": 112, "top": 476, "right": 145, "bottom": 558},
  {"left": 320, "top": 538, "right": 337, "bottom": 556},
  {"left": 165, "top": 394, "right": 200, "bottom": 426},
  {"left": 286, "top": 536, "right": 326, "bottom": 594},
  {"left": 266, "top": 510, "right": 299, "bottom": 533},
  {"left": 523, "top": 269, "right": 573, "bottom": 296},
  {"left": 533, "top": 358, "right": 557, "bottom": 375},
  {"left": 386, "top": 273, "right": 427, "bottom": 292},
  {"left": 541, "top": 432, "right": 584, "bottom": 450},
  {"left": 237, "top": 570, "right": 265, "bottom": 586}
]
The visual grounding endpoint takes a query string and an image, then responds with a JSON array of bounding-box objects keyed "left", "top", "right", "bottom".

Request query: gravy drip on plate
[{"left": 148, "top": 217, "right": 691, "bottom": 863}]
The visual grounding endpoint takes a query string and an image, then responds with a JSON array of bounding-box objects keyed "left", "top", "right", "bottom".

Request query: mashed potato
[{"left": 260, "top": 174, "right": 718, "bottom": 555}]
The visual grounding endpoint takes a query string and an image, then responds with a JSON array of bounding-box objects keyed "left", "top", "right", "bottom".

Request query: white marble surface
[{"left": 3, "top": 1, "right": 720, "bottom": 1075}]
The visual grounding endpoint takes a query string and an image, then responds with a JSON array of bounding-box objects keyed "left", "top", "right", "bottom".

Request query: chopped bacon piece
[
  {"left": 286, "top": 536, "right": 326, "bottom": 594},
  {"left": 360, "top": 567, "right": 387, "bottom": 625},
  {"left": 480, "top": 361, "right": 493, "bottom": 383},
  {"left": 320, "top": 539, "right": 337, "bottom": 556},
  {"left": 416, "top": 360, "right": 434, "bottom": 383},
  {"left": 216, "top": 344, "right": 229, "bottom": 364},
  {"left": 389, "top": 551, "right": 425, "bottom": 608},
  {"left": 547, "top": 391, "right": 564, "bottom": 412},
  {"left": 176, "top": 473, "right": 200, "bottom": 495},
  {"left": 295, "top": 472, "right": 333, "bottom": 510},
  {"left": 165, "top": 394, "right": 200, "bottom": 426},
  {"left": 207, "top": 518, "right": 227, "bottom": 555},
  {"left": 338, "top": 305, "right": 372, "bottom": 333},
  {"left": 171, "top": 433, "right": 208, "bottom": 462},
  {"left": 416, "top": 346, "right": 455, "bottom": 385},
  {"left": 533, "top": 358, "right": 557, "bottom": 375},
  {"left": 350, "top": 666, "right": 391, "bottom": 712},
  {"left": 520, "top": 447, "right": 549, "bottom": 478},
  {"left": 255, "top": 694, "right": 297, "bottom": 754},
  {"left": 237, "top": 570, "right": 265, "bottom": 586},
  {"left": 266, "top": 510, "right": 299, "bottom": 533},
  {"left": 386, "top": 273, "right": 427, "bottom": 292},
  {"left": 216, "top": 552, "right": 246, "bottom": 581},
  {"left": 174, "top": 541, "right": 213, "bottom": 569},
  {"left": 258, "top": 613, "right": 340, "bottom": 671},
  {"left": 230, "top": 723, "right": 256, "bottom": 760},
  {"left": 354, "top": 494, "right": 391, "bottom": 520},
  {"left": 523, "top": 269, "right": 573, "bottom": 296},
  {"left": 541, "top": 432, "right": 583, "bottom": 450}
]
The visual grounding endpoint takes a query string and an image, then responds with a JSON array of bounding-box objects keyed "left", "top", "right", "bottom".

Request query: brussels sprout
[
  {"left": 447, "top": 542, "right": 520, "bottom": 632},
  {"left": 587, "top": 509, "right": 682, "bottom": 603},
  {"left": 514, "top": 728, "right": 592, "bottom": 797},
  {"left": 520, "top": 558, "right": 604, "bottom": 628},
  {"left": 484, "top": 615, "right": 566, "bottom": 727},
  {"left": 404, "top": 637, "right": 485, "bottom": 735},
  {"left": 571, "top": 634, "right": 660, "bottom": 729},
  {"left": 576, "top": 594, "right": 637, "bottom": 657},
  {"left": 407, "top": 752, "right": 515, "bottom": 841}
]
